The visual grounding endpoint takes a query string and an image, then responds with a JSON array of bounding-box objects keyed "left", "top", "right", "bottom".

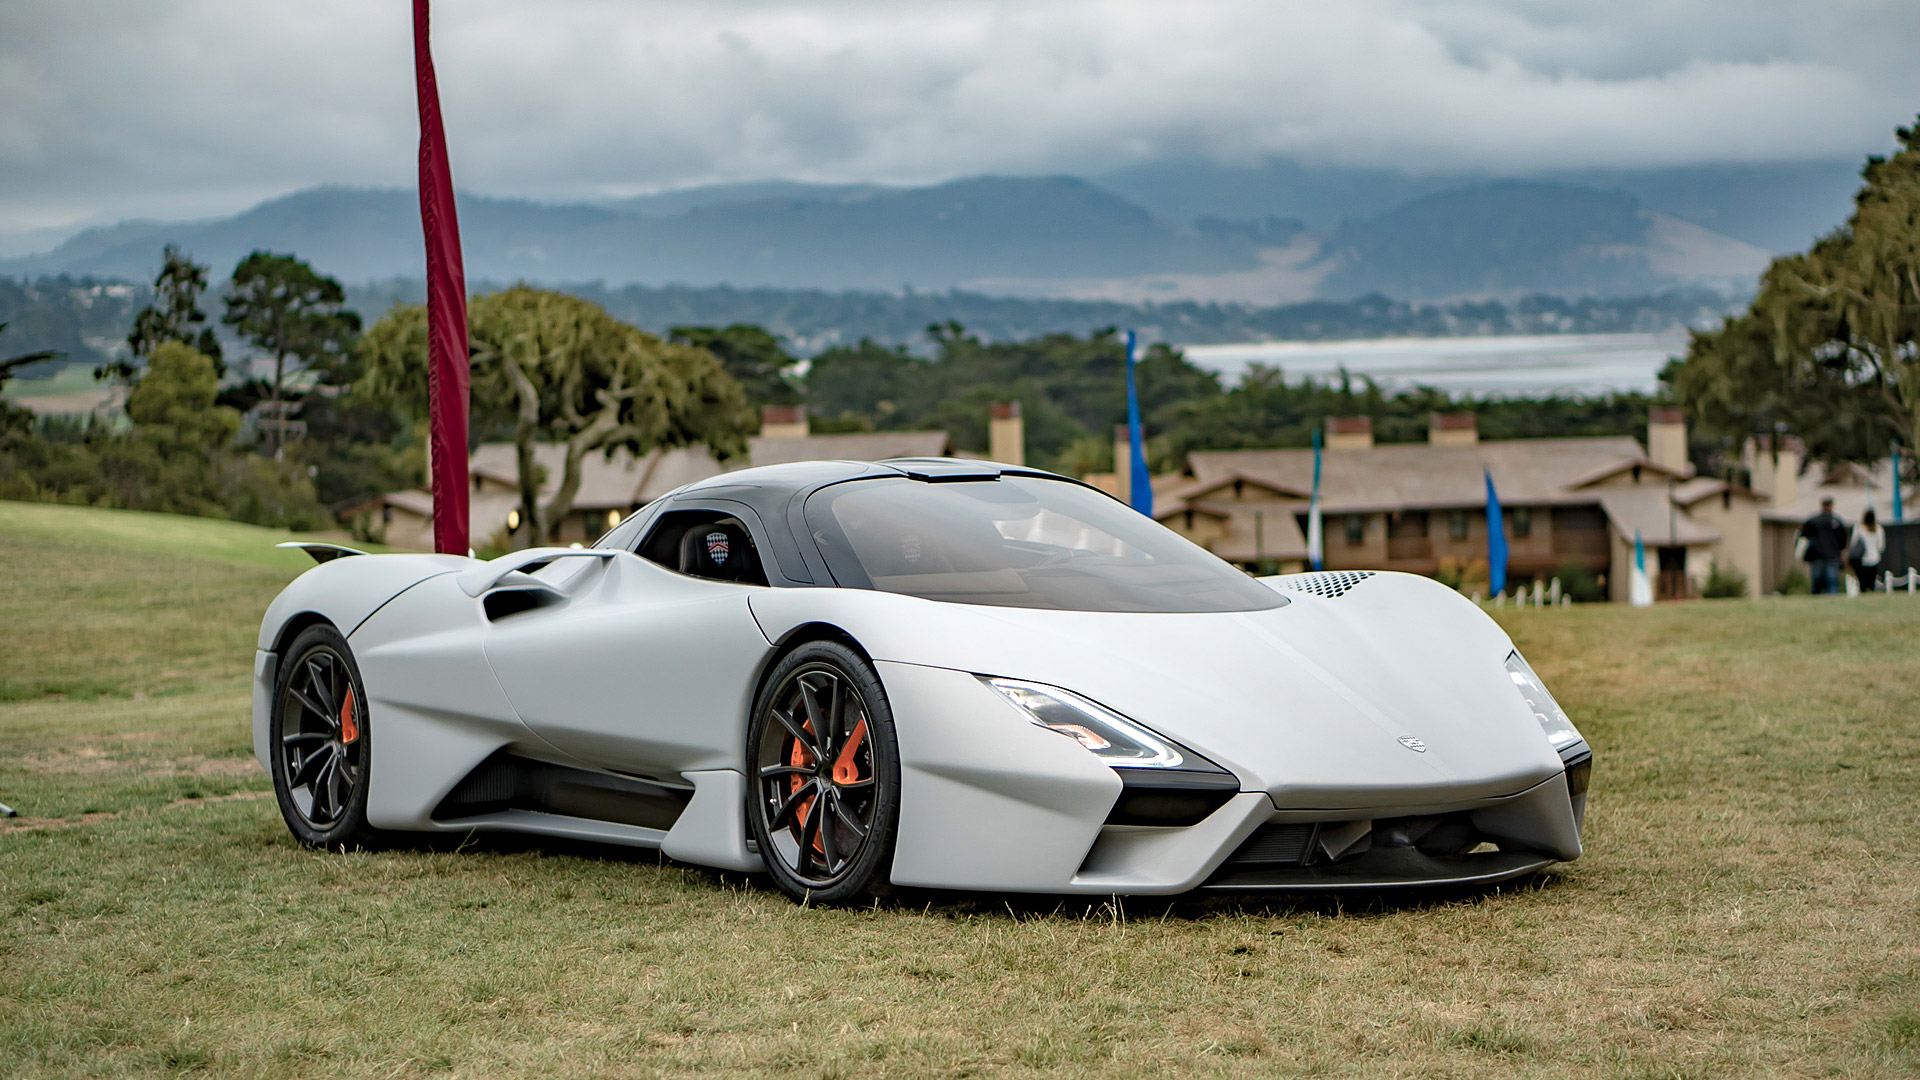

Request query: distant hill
[
  {"left": 1097, "top": 157, "right": 1862, "bottom": 254},
  {"left": 3, "top": 178, "right": 1255, "bottom": 293},
  {"left": 1, "top": 162, "right": 1810, "bottom": 302},
  {"left": 600, "top": 180, "right": 894, "bottom": 218}
]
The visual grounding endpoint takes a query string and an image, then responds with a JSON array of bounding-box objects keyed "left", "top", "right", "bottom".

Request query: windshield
[{"left": 805, "top": 475, "right": 1286, "bottom": 613}]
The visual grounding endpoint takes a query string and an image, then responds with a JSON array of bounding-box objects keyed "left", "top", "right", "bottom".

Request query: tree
[
  {"left": 1, "top": 321, "right": 63, "bottom": 441},
  {"left": 125, "top": 342, "right": 240, "bottom": 456},
  {"left": 223, "top": 252, "right": 361, "bottom": 457},
  {"left": 109, "top": 245, "right": 223, "bottom": 383},
  {"left": 1, "top": 321, "right": 63, "bottom": 386},
  {"left": 93, "top": 342, "right": 244, "bottom": 519},
  {"left": 1667, "top": 116, "right": 1920, "bottom": 471},
  {"left": 359, "top": 287, "right": 754, "bottom": 546},
  {"left": 668, "top": 324, "right": 800, "bottom": 408},
  {"left": 801, "top": 325, "right": 1227, "bottom": 471}
]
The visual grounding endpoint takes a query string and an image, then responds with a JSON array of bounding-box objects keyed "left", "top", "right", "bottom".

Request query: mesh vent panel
[
  {"left": 1224, "top": 824, "right": 1316, "bottom": 868},
  {"left": 1274, "top": 570, "right": 1377, "bottom": 599}
]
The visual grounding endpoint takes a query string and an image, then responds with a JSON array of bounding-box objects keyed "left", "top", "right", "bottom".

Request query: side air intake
[{"left": 434, "top": 752, "right": 691, "bottom": 831}]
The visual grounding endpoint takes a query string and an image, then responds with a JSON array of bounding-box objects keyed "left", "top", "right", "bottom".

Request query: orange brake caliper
[
  {"left": 833, "top": 719, "right": 868, "bottom": 785},
  {"left": 339, "top": 687, "right": 360, "bottom": 744},
  {"left": 788, "top": 716, "right": 820, "bottom": 853}
]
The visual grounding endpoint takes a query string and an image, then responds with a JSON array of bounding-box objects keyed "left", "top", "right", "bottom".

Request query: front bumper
[
  {"left": 1201, "top": 776, "right": 1578, "bottom": 892},
  {"left": 880, "top": 661, "right": 1589, "bottom": 895}
]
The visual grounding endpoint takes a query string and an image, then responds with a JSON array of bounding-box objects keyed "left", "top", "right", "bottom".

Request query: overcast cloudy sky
[{"left": 3, "top": 0, "right": 1917, "bottom": 231}]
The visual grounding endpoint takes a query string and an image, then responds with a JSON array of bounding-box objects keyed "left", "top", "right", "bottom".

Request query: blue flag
[
  {"left": 1484, "top": 467, "right": 1507, "bottom": 597},
  {"left": 1630, "top": 528, "right": 1653, "bottom": 606},
  {"left": 1896, "top": 449, "right": 1904, "bottom": 523},
  {"left": 1124, "top": 330, "right": 1152, "bottom": 516}
]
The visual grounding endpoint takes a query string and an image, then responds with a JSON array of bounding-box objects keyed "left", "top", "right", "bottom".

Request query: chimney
[
  {"left": 1745, "top": 437, "right": 1774, "bottom": 498},
  {"left": 1113, "top": 424, "right": 1132, "bottom": 504},
  {"left": 989, "top": 401, "right": 1025, "bottom": 465},
  {"left": 1772, "top": 436, "right": 1802, "bottom": 510},
  {"left": 1326, "top": 415, "right": 1374, "bottom": 451},
  {"left": 1747, "top": 434, "right": 1803, "bottom": 508},
  {"left": 760, "top": 404, "right": 809, "bottom": 439},
  {"left": 1648, "top": 406, "right": 1688, "bottom": 474},
  {"left": 1428, "top": 412, "right": 1478, "bottom": 446}
]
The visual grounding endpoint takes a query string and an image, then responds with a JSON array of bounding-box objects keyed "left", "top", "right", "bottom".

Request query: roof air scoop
[{"left": 275, "top": 542, "right": 369, "bottom": 565}]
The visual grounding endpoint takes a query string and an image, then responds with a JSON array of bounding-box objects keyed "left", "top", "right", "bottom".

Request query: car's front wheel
[
  {"left": 271, "top": 624, "right": 381, "bottom": 849},
  {"left": 746, "top": 641, "right": 900, "bottom": 905}
]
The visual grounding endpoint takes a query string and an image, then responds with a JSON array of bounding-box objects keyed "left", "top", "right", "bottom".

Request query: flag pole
[
  {"left": 1308, "top": 426, "right": 1323, "bottom": 572},
  {"left": 414, "top": 0, "right": 471, "bottom": 555},
  {"left": 1123, "top": 331, "right": 1152, "bottom": 516}
]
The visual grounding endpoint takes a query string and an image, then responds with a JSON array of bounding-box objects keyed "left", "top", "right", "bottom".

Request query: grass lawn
[{"left": 3, "top": 499, "right": 1917, "bottom": 1078}]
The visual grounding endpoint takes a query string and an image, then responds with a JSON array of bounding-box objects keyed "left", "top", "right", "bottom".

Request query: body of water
[{"left": 1179, "top": 332, "right": 1690, "bottom": 397}]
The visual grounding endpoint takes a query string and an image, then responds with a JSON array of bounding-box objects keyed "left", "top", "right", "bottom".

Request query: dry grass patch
[{"left": 2, "top": 502, "right": 1918, "bottom": 1078}]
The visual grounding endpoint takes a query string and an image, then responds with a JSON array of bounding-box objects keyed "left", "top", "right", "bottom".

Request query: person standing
[
  {"left": 1850, "top": 506, "right": 1886, "bottom": 593},
  {"left": 1797, "top": 496, "right": 1849, "bottom": 595}
]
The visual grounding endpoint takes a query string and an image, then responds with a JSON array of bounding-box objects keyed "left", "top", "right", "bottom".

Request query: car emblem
[
  {"left": 1398, "top": 736, "right": 1427, "bottom": 753},
  {"left": 705, "top": 531, "right": 730, "bottom": 563}
]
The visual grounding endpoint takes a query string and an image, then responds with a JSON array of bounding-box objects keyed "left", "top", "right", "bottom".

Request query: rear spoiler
[{"left": 276, "top": 542, "right": 368, "bottom": 565}]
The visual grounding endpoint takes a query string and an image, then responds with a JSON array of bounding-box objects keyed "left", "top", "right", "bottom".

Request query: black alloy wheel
[
  {"left": 271, "top": 624, "right": 380, "bottom": 849},
  {"left": 746, "top": 640, "right": 900, "bottom": 905}
]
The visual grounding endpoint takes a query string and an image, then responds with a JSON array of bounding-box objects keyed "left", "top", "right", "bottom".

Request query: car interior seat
[{"left": 678, "top": 522, "right": 755, "bottom": 582}]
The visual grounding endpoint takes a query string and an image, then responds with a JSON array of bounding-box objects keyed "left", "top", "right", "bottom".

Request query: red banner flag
[{"left": 413, "top": 0, "right": 470, "bottom": 555}]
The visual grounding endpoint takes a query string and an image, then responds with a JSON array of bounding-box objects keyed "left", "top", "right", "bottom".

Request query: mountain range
[{"left": 1, "top": 159, "right": 1863, "bottom": 304}]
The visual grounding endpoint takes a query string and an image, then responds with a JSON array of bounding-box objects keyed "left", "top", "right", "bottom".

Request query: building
[
  {"left": 1748, "top": 437, "right": 1908, "bottom": 591},
  {"left": 1153, "top": 409, "right": 1777, "bottom": 601},
  {"left": 359, "top": 405, "right": 961, "bottom": 551},
  {"left": 356, "top": 443, "right": 725, "bottom": 551},
  {"left": 746, "top": 406, "right": 951, "bottom": 468}
]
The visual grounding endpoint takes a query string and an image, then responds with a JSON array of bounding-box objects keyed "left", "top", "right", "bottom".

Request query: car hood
[{"left": 748, "top": 572, "right": 1563, "bottom": 811}]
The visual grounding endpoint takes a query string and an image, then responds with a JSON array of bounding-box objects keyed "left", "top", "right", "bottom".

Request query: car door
[{"left": 479, "top": 547, "right": 773, "bottom": 782}]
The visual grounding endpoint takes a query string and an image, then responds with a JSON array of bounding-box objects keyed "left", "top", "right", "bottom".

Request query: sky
[{"left": 2, "top": 0, "right": 1917, "bottom": 233}]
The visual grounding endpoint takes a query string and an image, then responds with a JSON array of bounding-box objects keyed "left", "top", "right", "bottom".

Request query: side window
[{"left": 637, "top": 510, "right": 772, "bottom": 586}]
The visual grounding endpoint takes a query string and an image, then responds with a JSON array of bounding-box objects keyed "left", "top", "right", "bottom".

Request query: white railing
[
  {"left": 1477, "top": 578, "right": 1573, "bottom": 608},
  {"left": 1878, "top": 569, "right": 1920, "bottom": 593}
]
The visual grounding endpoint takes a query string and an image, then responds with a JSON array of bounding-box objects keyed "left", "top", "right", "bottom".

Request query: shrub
[
  {"left": 1777, "top": 567, "right": 1811, "bottom": 595},
  {"left": 1554, "top": 558, "right": 1606, "bottom": 603},
  {"left": 1702, "top": 559, "right": 1750, "bottom": 599}
]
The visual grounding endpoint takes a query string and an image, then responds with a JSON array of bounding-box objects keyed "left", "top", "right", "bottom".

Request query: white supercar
[{"left": 255, "top": 458, "right": 1591, "bottom": 905}]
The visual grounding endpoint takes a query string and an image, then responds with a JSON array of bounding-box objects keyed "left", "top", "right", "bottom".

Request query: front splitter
[{"left": 1202, "top": 846, "right": 1554, "bottom": 891}]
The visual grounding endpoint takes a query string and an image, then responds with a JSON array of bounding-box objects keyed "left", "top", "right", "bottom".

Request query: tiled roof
[
  {"left": 747, "top": 431, "right": 951, "bottom": 468},
  {"left": 1759, "top": 458, "right": 1914, "bottom": 524},
  {"left": 467, "top": 442, "right": 725, "bottom": 509},
  {"left": 1595, "top": 488, "right": 1720, "bottom": 546},
  {"left": 1187, "top": 437, "right": 1648, "bottom": 512}
]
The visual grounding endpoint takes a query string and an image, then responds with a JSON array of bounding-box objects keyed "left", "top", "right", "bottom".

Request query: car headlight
[
  {"left": 1505, "top": 651, "right": 1584, "bottom": 751},
  {"left": 982, "top": 677, "right": 1185, "bottom": 768}
]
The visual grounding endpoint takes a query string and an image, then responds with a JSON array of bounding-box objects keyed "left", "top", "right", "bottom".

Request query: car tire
[
  {"left": 270, "top": 624, "right": 383, "bottom": 850},
  {"left": 745, "top": 640, "right": 901, "bottom": 905}
]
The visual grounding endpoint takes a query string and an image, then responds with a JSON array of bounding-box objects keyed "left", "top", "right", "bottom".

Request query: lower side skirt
[{"left": 432, "top": 751, "right": 692, "bottom": 833}]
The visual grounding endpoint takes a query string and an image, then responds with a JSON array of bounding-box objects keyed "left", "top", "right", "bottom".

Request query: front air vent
[
  {"left": 1222, "top": 823, "right": 1317, "bottom": 869},
  {"left": 1273, "top": 571, "right": 1376, "bottom": 599}
]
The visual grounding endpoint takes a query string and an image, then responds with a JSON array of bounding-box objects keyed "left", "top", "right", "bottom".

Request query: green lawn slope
[{"left": 0, "top": 498, "right": 390, "bottom": 572}]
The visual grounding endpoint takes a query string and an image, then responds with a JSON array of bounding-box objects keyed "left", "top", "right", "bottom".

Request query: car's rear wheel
[
  {"left": 271, "top": 625, "right": 380, "bottom": 849},
  {"left": 746, "top": 641, "right": 900, "bottom": 905}
]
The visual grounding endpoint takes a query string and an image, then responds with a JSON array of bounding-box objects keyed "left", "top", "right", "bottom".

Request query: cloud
[{"left": 1, "top": 0, "right": 1915, "bottom": 229}]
